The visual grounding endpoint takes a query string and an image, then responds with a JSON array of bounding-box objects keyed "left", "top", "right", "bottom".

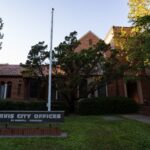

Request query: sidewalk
[{"left": 122, "top": 114, "right": 150, "bottom": 124}]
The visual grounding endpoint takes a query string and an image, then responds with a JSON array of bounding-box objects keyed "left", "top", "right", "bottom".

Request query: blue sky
[{"left": 0, "top": 0, "right": 130, "bottom": 64}]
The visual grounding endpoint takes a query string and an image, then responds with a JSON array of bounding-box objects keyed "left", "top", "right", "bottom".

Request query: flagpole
[{"left": 48, "top": 8, "right": 54, "bottom": 112}]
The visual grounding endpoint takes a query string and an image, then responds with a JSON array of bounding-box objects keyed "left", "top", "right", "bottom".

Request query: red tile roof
[
  {"left": 0, "top": 64, "right": 64, "bottom": 77},
  {"left": 0, "top": 64, "right": 22, "bottom": 76}
]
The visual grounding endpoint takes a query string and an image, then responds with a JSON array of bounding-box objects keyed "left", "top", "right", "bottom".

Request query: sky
[{"left": 0, "top": 0, "right": 130, "bottom": 64}]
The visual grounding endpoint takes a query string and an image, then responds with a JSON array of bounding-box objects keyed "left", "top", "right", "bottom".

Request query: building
[
  {"left": 0, "top": 31, "right": 105, "bottom": 101},
  {"left": 0, "top": 29, "right": 150, "bottom": 107},
  {"left": 0, "top": 64, "right": 25, "bottom": 100},
  {"left": 105, "top": 26, "right": 150, "bottom": 105},
  {"left": 0, "top": 64, "right": 50, "bottom": 100}
]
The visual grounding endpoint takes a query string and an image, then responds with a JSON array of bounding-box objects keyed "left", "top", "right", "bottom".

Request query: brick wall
[
  {"left": 75, "top": 31, "right": 100, "bottom": 52},
  {"left": 107, "top": 78, "right": 125, "bottom": 97},
  {"left": 141, "top": 78, "right": 150, "bottom": 104},
  {"left": 0, "top": 76, "right": 25, "bottom": 100}
]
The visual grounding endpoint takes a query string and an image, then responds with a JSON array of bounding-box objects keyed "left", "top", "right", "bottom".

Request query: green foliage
[
  {"left": 0, "top": 100, "right": 69, "bottom": 113},
  {"left": 0, "top": 116, "right": 150, "bottom": 150},
  {"left": 127, "top": 1, "right": 150, "bottom": 73},
  {"left": 76, "top": 97, "right": 138, "bottom": 115},
  {"left": 21, "top": 41, "right": 49, "bottom": 100},
  {"left": 21, "top": 41, "right": 49, "bottom": 77},
  {"left": 124, "top": 15, "right": 150, "bottom": 75},
  {"left": 101, "top": 45, "right": 130, "bottom": 95},
  {"left": 0, "top": 100, "right": 47, "bottom": 110},
  {"left": 0, "top": 17, "right": 4, "bottom": 50},
  {"left": 52, "top": 101, "right": 70, "bottom": 115},
  {"left": 134, "top": 15, "right": 150, "bottom": 29},
  {"left": 102, "top": 48, "right": 129, "bottom": 82},
  {"left": 123, "top": 0, "right": 150, "bottom": 76},
  {"left": 53, "top": 31, "right": 110, "bottom": 112},
  {"left": 128, "top": 0, "right": 150, "bottom": 22}
]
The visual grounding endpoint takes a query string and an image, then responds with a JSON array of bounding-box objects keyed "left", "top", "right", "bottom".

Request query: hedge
[
  {"left": 76, "top": 97, "right": 138, "bottom": 115},
  {"left": 0, "top": 100, "right": 69, "bottom": 114}
]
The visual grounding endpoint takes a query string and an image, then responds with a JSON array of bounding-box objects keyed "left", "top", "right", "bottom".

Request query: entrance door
[{"left": 126, "top": 81, "right": 139, "bottom": 103}]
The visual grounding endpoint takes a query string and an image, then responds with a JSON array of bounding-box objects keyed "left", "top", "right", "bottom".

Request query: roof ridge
[
  {"left": 78, "top": 31, "right": 101, "bottom": 41},
  {"left": 113, "top": 25, "right": 132, "bottom": 29}
]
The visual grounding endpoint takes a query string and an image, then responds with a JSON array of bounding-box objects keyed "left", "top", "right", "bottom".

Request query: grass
[{"left": 0, "top": 115, "right": 150, "bottom": 150}]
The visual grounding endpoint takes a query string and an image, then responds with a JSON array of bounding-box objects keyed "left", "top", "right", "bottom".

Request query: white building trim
[{"left": 4, "top": 83, "right": 7, "bottom": 99}]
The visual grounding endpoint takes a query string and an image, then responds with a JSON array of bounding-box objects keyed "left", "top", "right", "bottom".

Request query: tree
[
  {"left": 0, "top": 18, "right": 4, "bottom": 50},
  {"left": 109, "top": 1, "right": 150, "bottom": 80},
  {"left": 21, "top": 41, "right": 49, "bottom": 99},
  {"left": 134, "top": 14, "right": 150, "bottom": 29},
  {"left": 102, "top": 44, "right": 131, "bottom": 95},
  {"left": 128, "top": 0, "right": 150, "bottom": 22},
  {"left": 126, "top": 0, "right": 150, "bottom": 75},
  {"left": 21, "top": 41, "right": 49, "bottom": 77},
  {"left": 53, "top": 31, "right": 110, "bottom": 112},
  {"left": 125, "top": 16, "right": 150, "bottom": 75}
]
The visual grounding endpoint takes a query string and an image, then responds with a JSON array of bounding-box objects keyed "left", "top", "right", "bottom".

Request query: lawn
[{"left": 0, "top": 115, "right": 150, "bottom": 150}]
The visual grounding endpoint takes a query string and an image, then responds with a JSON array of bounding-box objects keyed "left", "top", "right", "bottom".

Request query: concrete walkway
[
  {"left": 122, "top": 114, "right": 150, "bottom": 124},
  {"left": 102, "top": 115, "right": 123, "bottom": 121}
]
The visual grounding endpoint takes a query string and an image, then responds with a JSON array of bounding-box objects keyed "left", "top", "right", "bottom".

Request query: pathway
[{"left": 122, "top": 114, "right": 150, "bottom": 124}]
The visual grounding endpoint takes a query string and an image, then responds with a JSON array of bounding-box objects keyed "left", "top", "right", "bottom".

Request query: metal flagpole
[{"left": 48, "top": 8, "right": 54, "bottom": 112}]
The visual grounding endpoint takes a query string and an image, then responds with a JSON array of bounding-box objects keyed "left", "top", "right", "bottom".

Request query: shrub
[
  {"left": 0, "top": 100, "right": 69, "bottom": 114},
  {"left": 76, "top": 97, "right": 138, "bottom": 115},
  {"left": 52, "top": 101, "right": 70, "bottom": 115},
  {"left": 0, "top": 100, "right": 47, "bottom": 110}
]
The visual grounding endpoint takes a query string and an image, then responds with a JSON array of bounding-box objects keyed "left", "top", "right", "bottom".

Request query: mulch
[{"left": 0, "top": 127, "right": 62, "bottom": 136}]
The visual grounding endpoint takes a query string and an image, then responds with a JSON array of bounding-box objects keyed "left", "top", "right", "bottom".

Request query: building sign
[{"left": 0, "top": 111, "right": 64, "bottom": 123}]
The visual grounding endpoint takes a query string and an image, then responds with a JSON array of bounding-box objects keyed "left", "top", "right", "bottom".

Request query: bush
[
  {"left": 52, "top": 101, "right": 70, "bottom": 115},
  {"left": 76, "top": 97, "right": 138, "bottom": 115},
  {"left": 0, "top": 100, "right": 47, "bottom": 110},
  {"left": 0, "top": 100, "right": 69, "bottom": 114}
]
